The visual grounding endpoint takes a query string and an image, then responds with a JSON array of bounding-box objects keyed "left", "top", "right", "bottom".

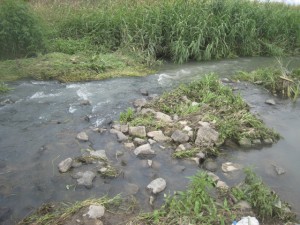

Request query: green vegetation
[
  {"left": 119, "top": 107, "right": 135, "bottom": 124},
  {"left": 131, "top": 170, "right": 296, "bottom": 225},
  {"left": 235, "top": 66, "right": 300, "bottom": 101},
  {"left": 0, "top": 82, "right": 12, "bottom": 93},
  {"left": 1, "top": 0, "right": 300, "bottom": 82}
]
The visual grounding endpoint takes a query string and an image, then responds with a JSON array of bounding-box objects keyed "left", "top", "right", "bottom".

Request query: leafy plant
[{"left": 119, "top": 107, "right": 134, "bottom": 124}]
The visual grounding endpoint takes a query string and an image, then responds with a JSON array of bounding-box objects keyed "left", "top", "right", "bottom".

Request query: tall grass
[{"left": 2, "top": 0, "right": 300, "bottom": 62}]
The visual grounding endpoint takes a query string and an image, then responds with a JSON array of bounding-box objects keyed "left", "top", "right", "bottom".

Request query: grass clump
[
  {"left": 235, "top": 66, "right": 300, "bottom": 101},
  {"left": 119, "top": 107, "right": 135, "bottom": 124},
  {"left": 0, "top": 82, "right": 12, "bottom": 94}
]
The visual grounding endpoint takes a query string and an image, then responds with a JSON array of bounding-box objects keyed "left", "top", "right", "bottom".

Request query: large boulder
[
  {"left": 147, "top": 178, "right": 167, "bottom": 194},
  {"left": 155, "top": 112, "right": 173, "bottom": 123},
  {"left": 171, "top": 130, "right": 189, "bottom": 143},
  {"left": 134, "top": 144, "right": 155, "bottom": 156},
  {"left": 129, "top": 126, "right": 146, "bottom": 138},
  {"left": 84, "top": 205, "right": 105, "bottom": 219},
  {"left": 195, "top": 123, "right": 219, "bottom": 147}
]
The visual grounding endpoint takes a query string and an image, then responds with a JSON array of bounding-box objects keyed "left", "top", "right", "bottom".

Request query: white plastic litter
[{"left": 236, "top": 216, "right": 259, "bottom": 225}]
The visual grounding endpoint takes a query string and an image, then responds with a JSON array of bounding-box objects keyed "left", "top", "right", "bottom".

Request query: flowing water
[{"left": 0, "top": 57, "right": 299, "bottom": 224}]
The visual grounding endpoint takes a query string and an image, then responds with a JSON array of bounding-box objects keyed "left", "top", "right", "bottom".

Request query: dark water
[{"left": 0, "top": 57, "right": 299, "bottom": 224}]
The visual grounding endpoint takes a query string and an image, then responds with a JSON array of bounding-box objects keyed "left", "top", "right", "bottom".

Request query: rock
[
  {"left": 273, "top": 165, "right": 286, "bottom": 175},
  {"left": 235, "top": 201, "right": 252, "bottom": 211},
  {"left": 196, "top": 151, "right": 206, "bottom": 164},
  {"left": 148, "top": 139, "right": 156, "bottom": 145},
  {"left": 181, "top": 96, "right": 191, "bottom": 103},
  {"left": 147, "top": 160, "right": 153, "bottom": 167},
  {"left": 195, "top": 124, "right": 219, "bottom": 147},
  {"left": 204, "top": 159, "right": 218, "bottom": 172},
  {"left": 0, "top": 207, "right": 11, "bottom": 222},
  {"left": 110, "top": 128, "right": 119, "bottom": 134},
  {"left": 173, "top": 114, "right": 179, "bottom": 121},
  {"left": 77, "top": 132, "right": 89, "bottom": 141},
  {"left": 183, "top": 126, "right": 192, "bottom": 132},
  {"left": 133, "top": 138, "right": 147, "bottom": 146},
  {"left": 129, "top": 126, "right": 146, "bottom": 138},
  {"left": 116, "top": 151, "right": 123, "bottom": 157},
  {"left": 85, "top": 205, "right": 105, "bottom": 219},
  {"left": 265, "top": 99, "right": 276, "bottom": 105},
  {"left": 254, "top": 80, "right": 263, "bottom": 85},
  {"left": 148, "top": 94, "right": 159, "bottom": 101},
  {"left": 147, "top": 130, "right": 171, "bottom": 142},
  {"left": 263, "top": 138, "right": 273, "bottom": 145},
  {"left": 58, "top": 158, "right": 73, "bottom": 173},
  {"left": 238, "top": 138, "right": 252, "bottom": 148},
  {"left": 171, "top": 130, "right": 190, "bottom": 143},
  {"left": 139, "top": 88, "right": 149, "bottom": 96},
  {"left": 221, "top": 78, "right": 231, "bottom": 83},
  {"left": 71, "top": 160, "right": 83, "bottom": 168},
  {"left": 112, "top": 124, "right": 129, "bottom": 133},
  {"left": 80, "top": 100, "right": 91, "bottom": 106},
  {"left": 124, "top": 142, "right": 135, "bottom": 149},
  {"left": 236, "top": 216, "right": 259, "bottom": 225},
  {"left": 147, "top": 178, "right": 167, "bottom": 194},
  {"left": 178, "top": 120, "right": 188, "bottom": 126},
  {"left": 133, "top": 98, "right": 147, "bottom": 108},
  {"left": 149, "top": 196, "right": 155, "bottom": 206},
  {"left": 175, "top": 143, "right": 192, "bottom": 152},
  {"left": 90, "top": 150, "right": 108, "bottom": 161},
  {"left": 116, "top": 131, "right": 128, "bottom": 142},
  {"left": 216, "top": 180, "right": 229, "bottom": 190},
  {"left": 155, "top": 112, "right": 173, "bottom": 123},
  {"left": 140, "top": 108, "right": 156, "bottom": 115},
  {"left": 76, "top": 171, "right": 96, "bottom": 188},
  {"left": 206, "top": 172, "right": 220, "bottom": 183},
  {"left": 221, "top": 162, "right": 241, "bottom": 173},
  {"left": 134, "top": 144, "right": 155, "bottom": 156},
  {"left": 191, "top": 101, "right": 200, "bottom": 106},
  {"left": 252, "top": 139, "right": 262, "bottom": 146}
]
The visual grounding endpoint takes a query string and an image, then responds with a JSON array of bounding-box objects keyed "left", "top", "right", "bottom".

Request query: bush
[{"left": 0, "top": 0, "right": 45, "bottom": 59}]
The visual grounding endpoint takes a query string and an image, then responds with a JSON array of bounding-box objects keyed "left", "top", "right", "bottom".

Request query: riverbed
[{"left": 0, "top": 57, "right": 299, "bottom": 224}]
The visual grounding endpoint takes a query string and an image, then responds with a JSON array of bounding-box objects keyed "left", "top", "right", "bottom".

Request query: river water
[{"left": 0, "top": 57, "right": 299, "bottom": 224}]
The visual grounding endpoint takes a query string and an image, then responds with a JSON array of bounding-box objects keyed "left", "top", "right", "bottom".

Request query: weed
[
  {"left": 0, "top": 82, "right": 12, "bottom": 93},
  {"left": 119, "top": 107, "right": 135, "bottom": 124}
]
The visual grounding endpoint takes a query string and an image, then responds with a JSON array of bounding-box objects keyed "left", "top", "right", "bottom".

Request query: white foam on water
[
  {"left": 94, "top": 118, "right": 105, "bottom": 127},
  {"left": 68, "top": 105, "right": 77, "bottom": 113},
  {"left": 92, "top": 100, "right": 111, "bottom": 113},
  {"left": 76, "top": 88, "right": 92, "bottom": 100},
  {"left": 30, "top": 91, "right": 62, "bottom": 99},
  {"left": 66, "top": 84, "right": 81, "bottom": 89}
]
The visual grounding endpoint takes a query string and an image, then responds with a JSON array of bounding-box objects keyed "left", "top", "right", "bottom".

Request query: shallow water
[{"left": 0, "top": 56, "right": 299, "bottom": 224}]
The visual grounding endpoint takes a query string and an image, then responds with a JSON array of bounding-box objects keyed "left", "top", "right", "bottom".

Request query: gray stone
[
  {"left": 140, "top": 108, "right": 156, "bottom": 115},
  {"left": 148, "top": 139, "right": 156, "bottom": 145},
  {"left": 76, "top": 171, "right": 96, "bottom": 188},
  {"left": 273, "top": 165, "right": 286, "bottom": 175},
  {"left": 147, "top": 178, "right": 167, "bottom": 194},
  {"left": 147, "top": 130, "right": 171, "bottom": 142},
  {"left": 80, "top": 100, "right": 91, "bottom": 106},
  {"left": 133, "top": 137, "right": 147, "bottom": 146},
  {"left": 149, "top": 196, "right": 155, "bottom": 205},
  {"left": 116, "top": 131, "right": 128, "bottom": 142},
  {"left": 216, "top": 180, "right": 229, "bottom": 190},
  {"left": 110, "top": 128, "right": 119, "bottom": 134},
  {"left": 239, "top": 138, "right": 252, "bottom": 148},
  {"left": 155, "top": 112, "right": 173, "bottom": 123},
  {"left": 134, "top": 144, "right": 155, "bottom": 156},
  {"left": 71, "top": 160, "right": 83, "bottom": 168},
  {"left": 85, "top": 205, "right": 105, "bottom": 219},
  {"left": 171, "top": 130, "right": 190, "bottom": 143},
  {"left": 175, "top": 143, "right": 192, "bottom": 152},
  {"left": 206, "top": 172, "right": 220, "bottom": 183},
  {"left": 195, "top": 124, "right": 219, "bottom": 147},
  {"left": 191, "top": 101, "right": 200, "bottom": 106},
  {"left": 204, "top": 159, "right": 218, "bottom": 172},
  {"left": 133, "top": 98, "right": 147, "bottom": 108},
  {"left": 263, "top": 138, "right": 273, "bottom": 145},
  {"left": 221, "top": 78, "right": 231, "bottom": 83},
  {"left": 90, "top": 150, "right": 108, "bottom": 161},
  {"left": 265, "top": 99, "right": 276, "bottom": 105},
  {"left": 124, "top": 142, "right": 135, "bottom": 149},
  {"left": 221, "top": 162, "right": 241, "bottom": 173},
  {"left": 173, "top": 114, "right": 179, "bottom": 121},
  {"left": 77, "top": 132, "right": 89, "bottom": 141},
  {"left": 129, "top": 126, "right": 146, "bottom": 138},
  {"left": 139, "top": 88, "right": 149, "bottom": 96},
  {"left": 148, "top": 94, "right": 159, "bottom": 101},
  {"left": 58, "top": 158, "right": 73, "bottom": 173},
  {"left": 147, "top": 160, "right": 153, "bottom": 167},
  {"left": 112, "top": 124, "right": 128, "bottom": 133}
]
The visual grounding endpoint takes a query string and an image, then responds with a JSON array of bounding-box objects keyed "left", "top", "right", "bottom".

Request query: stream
[{"left": 0, "top": 56, "right": 299, "bottom": 224}]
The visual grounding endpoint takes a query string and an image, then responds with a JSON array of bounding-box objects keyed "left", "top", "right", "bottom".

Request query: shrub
[{"left": 0, "top": 0, "right": 45, "bottom": 59}]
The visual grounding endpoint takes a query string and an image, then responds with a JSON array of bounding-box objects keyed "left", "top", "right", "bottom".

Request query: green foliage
[
  {"left": 0, "top": 0, "right": 45, "bottom": 59},
  {"left": 119, "top": 107, "right": 135, "bottom": 124},
  {"left": 0, "top": 82, "right": 12, "bottom": 93},
  {"left": 235, "top": 66, "right": 300, "bottom": 101}
]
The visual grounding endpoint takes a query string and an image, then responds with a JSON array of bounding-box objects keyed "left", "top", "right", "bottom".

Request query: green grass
[
  {"left": 234, "top": 66, "right": 300, "bottom": 101},
  {"left": 0, "top": 82, "right": 12, "bottom": 93}
]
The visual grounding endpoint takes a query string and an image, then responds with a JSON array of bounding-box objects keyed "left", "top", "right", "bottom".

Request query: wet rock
[
  {"left": 124, "top": 142, "right": 135, "bottom": 149},
  {"left": 195, "top": 123, "right": 219, "bottom": 147},
  {"left": 71, "top": 160, "right": 83, "bottom": 168},
  {"left": 175, "top": 143, "right": 192, "bottom": 152},
  {"left": 140, "top": 108, "right": 156, "bottom": 115},
  {"left": 116, "top": 131, "right": 128, "bottom": 142},
  {"left": 147, "top": 160, "right": 153, "bottom": 167},
  {"left": 149, "top": 196, "right": 155, "bottom": 206},
  {"left": 80, "top": 100, "right": 91, "bottom": 106},
  {"left": 222, "top": 162, "right": 241, "bottom": 173},
  {"left": 238, "top": 138, "right": 252, "bottom": 148},
  {"left": 133, "top": 137, "right": 147, "bottom": 146},
  {"left": 90, "top": 150, "right": 108, "bottom": 161},
  {"left": 171, "top": 130, "right": 189, "bottom": 144},
  {"left": 77, "top": 132, "right": 89, "bottom": 141},
  {"left": 204, "top": 159, "right": 218, "bottom": 172},
  {"left": 147, "top": 130, "right": 171, "bottom": 142},
  {"left": 147, "top": 178, "right": 167, "bottom": 194},
  {"left": 0, "top": 99, "right": 14, "bottom": 106},
  {"left": 139, "top": 88, "right": 149, "bottom": 96},
  {"left": 148, "top": 94, "right": 159, "bottom": 101},
  {"left": 148, "top": 139, "right": 156, "bottom": 145},
  {"left": 263, "top": 138, "right": 273, "bottom": 145},
  {"left": 252, "top": 139, "right": 262, "bottom": 146},
  {"left": 273, "top": 164, "right": 286, "bottom": 175},
  {"left": 134, "top": 144, "right": 155, "bottom": 157},
  {"left": 206, "top": 171, "right": 220, "bottom": 183},
  {"left": 76, "top": 171, "right": 96, "bottom": 188},
  {"left": 116, "top": 150, "right": 123, "bottom": 157},
  {"left": 216, "top": 180, "right": 229, "bottom": 190},
  {"left": 196, "top": 151, "right": 206, "bottom": 164},
  {"left": 58, "top": 158, "right": 73, "bottom": 173},
  {"left": 265, "top": 99, "right": 276, "bottom": 105},
  {"left": 112, "top": 124, "right": 129, "bottom": 133},
  {"left": 133, "top": 98, "right": 147, "bottom": 108},
  {"left": 129, "top": 126, "right": 146, "bottom": 138},
  {"left": 0, "top": 207, "right": 11, "bottom": 222},
  {"left": 84, "top": 205, "right": 105, "bottom": 219},
  {"left": 155, "top": 112, "right": 173, "bottom": 123}
]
